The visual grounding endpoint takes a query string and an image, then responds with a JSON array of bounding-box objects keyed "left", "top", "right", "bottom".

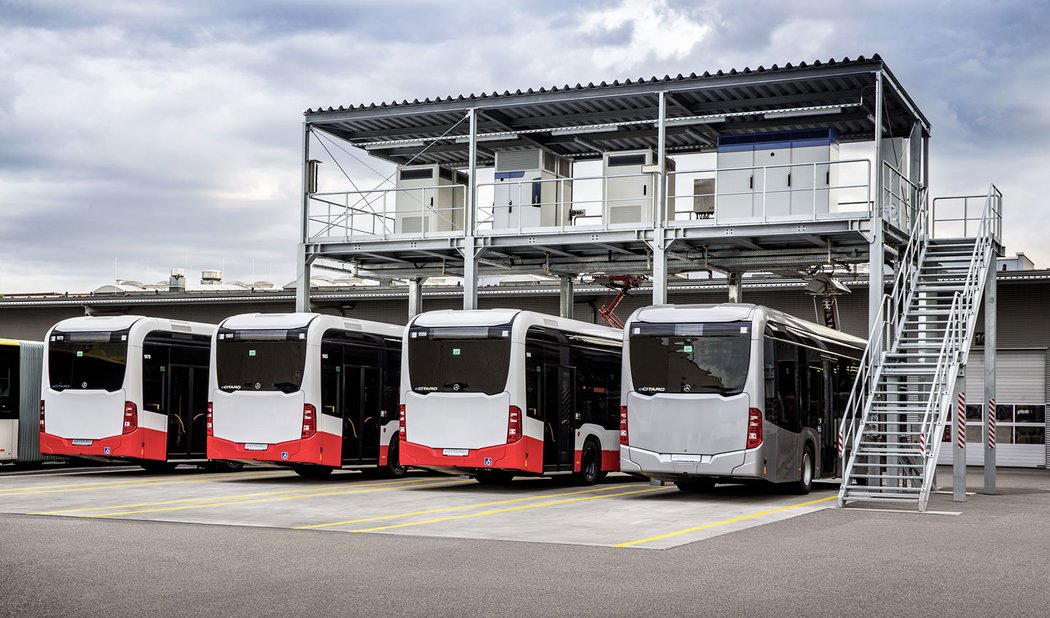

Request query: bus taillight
[
  {"left": 507, "top": 406, "right": 522, "bottom": 444},
  {"left": 206, "top": 402, "right": 214, "bottom": 437},
  {"left": 619, "top": 406, "right": 629, "bottom": 445},
  {"left": 398, "top": 404, "right": 406, "bottom": 441},
  {"left": 39, "top": 400, "right": 45, "bottom": 433},
  {"left": 302, "top": 404, "right": 317, "bottom": 439},
  {"left": 123, "top": 401, "right": 138, "bottom": 434},
  {"left": 746, "top": 408, "right": 763, "bottom": 449}
]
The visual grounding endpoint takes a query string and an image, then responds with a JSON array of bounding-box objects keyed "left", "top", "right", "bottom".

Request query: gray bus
[{"left": 619, "top": 304, "right": 863, "bottom": 493}]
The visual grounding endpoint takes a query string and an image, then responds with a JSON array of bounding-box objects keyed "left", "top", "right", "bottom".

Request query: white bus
[
  {"left": 41, "top": 316, "right": 216, "bottom": 471},
  {"left": 0, "top": 339, "right": 46, "bottom": 465},
  {"left": 208, "top": 313, "right": 404, "bottom": 478},
  {"left": 400, "top": 309, "right": 623, "bottom": 484},
  {"left": 620, "top": 304, "right": 863, "bottom": 493}
]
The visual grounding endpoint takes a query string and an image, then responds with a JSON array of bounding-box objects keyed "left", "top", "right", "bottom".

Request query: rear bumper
[
  {"left": 207, "top": 432, "right": 341, "bottom": 466},
  {"left": 620, "top": 444, "right": 760, "bottom": 480},
  {"left": 40, "top": 427, "right": 167, "bottom": 462},
  {"left": 401, "top": 436, "right": 542, "bottom": 474}
]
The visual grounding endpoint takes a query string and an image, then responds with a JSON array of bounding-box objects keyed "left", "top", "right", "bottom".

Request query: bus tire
[
  {"left": 793, "top": 446, "right": 814, "bottom": 495},
  {"left": 474, "top": 471, "right": 514, "bottom": 485},
  {"left": 675, "top": 478, "right": 715, "bottom": 492},
  {"left": 381, "top": 437, "right": 408, "bottom": 478},
  {"left": 578, "top": 439, "right": 602, "bottom": 485},
  {"left": 294, "top": 464, "right": 334, "bottom": 479},
  {"left": 140, "top": 461, "right": 177, "bottom": 473}
]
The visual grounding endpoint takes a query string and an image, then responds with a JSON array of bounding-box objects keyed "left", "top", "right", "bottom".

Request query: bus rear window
[
  {"left": 629, "top": 321, "right": 751, "bottom": 396},
  {"left": 0, "top": 346, "right": 19, "bottom": 419},
  {"left": 48, "top": 330, "right": 130, "bottom": 392},
  {"left": 408, "top": 326, "right": 511, "bottom": 395},
  {"left": 216, "top": 331, "right": 308, "bottom": 394}
]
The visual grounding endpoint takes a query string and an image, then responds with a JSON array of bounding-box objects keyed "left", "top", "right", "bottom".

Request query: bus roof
[
  {"left": 50, "top": 315, "right": 215, "bottom": 337},
  {"left": 412, "top": 309, "right": 623, "bottom": 342},
  {"left": 220, "top": 312, "right": 404, "bottom": 338},
  {"left": 628, "top": 303, "right": 865, "bottom": 348}
]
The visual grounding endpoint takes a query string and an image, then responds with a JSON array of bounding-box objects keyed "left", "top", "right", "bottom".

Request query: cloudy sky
[{"left": 1, "top": 0, "right": 1046, "bottom": 293}]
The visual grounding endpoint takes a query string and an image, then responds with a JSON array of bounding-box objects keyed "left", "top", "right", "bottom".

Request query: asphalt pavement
[{"left": 2, "top": 467, "right": 1049, "bottom": 617}]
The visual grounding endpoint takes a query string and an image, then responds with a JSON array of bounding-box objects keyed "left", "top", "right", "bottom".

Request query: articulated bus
[
  {"left": 620, "top": 304, "right": 863, "bottom": 493},
  {"left": 400, "top": 309, "right": 623, "bottom": 484},
  {"left": 40, "top": 316, "right": 216, "bottom": 471},
  {"left": 208, "top": 313, "right": 405, "bottom": 478},
  {"left": 0, "top": 339, "right": 46, "bottom": 465}
]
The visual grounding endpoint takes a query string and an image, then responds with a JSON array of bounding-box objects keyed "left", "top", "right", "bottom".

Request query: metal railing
[
  {"left": 306, "top": 159, "right": 879, "bottom": 242},
  {"left": 475, "top": 172, "right": 658, "bottom": 235},
  {"left": 308, "top": 183, "right": 467, "bottom": 241},
  {"left": 666, "top": 158, "right": 872, "bottom": 224},
  {"left": 919, "top": 183, "right": 1002, "bottom": 504},
  {"left": 931, "top": 187, "right": 1003, "bottom": 241}
]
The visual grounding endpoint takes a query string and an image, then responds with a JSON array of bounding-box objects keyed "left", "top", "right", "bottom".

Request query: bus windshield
[
  {"left": 408, "top": 326, "right": 512, "bottom": 395},
  {"left": 629, "top": 321, "right": 751, "bottom": 396},
  {"left": 216, "top": 328, "right": 308, "bottom": 394},
  {"left": 48, "top": 330, "right": 130, "bottom": 392}
]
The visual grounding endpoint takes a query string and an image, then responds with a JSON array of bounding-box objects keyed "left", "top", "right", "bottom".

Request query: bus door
[
  {"left": 342, "top": 365, "right": 381, "bottom": 464},
  {"left": 542, "top": 365, "right": 576, "bottom": 471},
  {"left": 166, "top": 363, "right": 208, "bottom": 458}
]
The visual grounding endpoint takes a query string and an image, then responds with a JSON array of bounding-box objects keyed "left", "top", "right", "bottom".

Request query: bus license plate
[
  {"left": 244, "top": 443, "right": 268, "bottom": 451},
  {"left": 671, "top": 454, "right": 701, "bottom": 463},
  {"left": 442, "top": 449, "right": 469, "bottom": 457},
  {"left": 71, "top": 439, "right": 93, "bottom": 446}
]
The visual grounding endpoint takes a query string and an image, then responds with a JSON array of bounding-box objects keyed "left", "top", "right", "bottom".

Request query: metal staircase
[{"left": 837, "top": 183, "right": 1002, "bottom": 511}]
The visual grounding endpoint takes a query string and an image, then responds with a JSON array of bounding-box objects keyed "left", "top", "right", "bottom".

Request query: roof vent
[
  {"left": 201, "top": 270, "right": 222, "bottom": 285},
  {"left": 169, "top": 268, "right": 186, "bottom": 293}
]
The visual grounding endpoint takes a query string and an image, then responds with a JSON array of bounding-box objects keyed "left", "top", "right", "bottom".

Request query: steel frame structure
[{"left": 296, "top": 56, "right": 931, "bottom": 337}]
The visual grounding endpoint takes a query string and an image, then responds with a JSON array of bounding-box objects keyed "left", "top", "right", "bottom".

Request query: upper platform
[{"left": 301, "top": 55, "right": 928, "bottom": 278}]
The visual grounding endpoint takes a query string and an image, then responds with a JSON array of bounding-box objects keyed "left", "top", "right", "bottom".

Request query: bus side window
[
  {"left": 773, "top": 339, "right": 800, "bottom": 432},
  {"left": 142, "top": 343, "right": 166, "bottom": 414},
  {"left": 524, "top": 347, "right": 543, "bottom": 419}
]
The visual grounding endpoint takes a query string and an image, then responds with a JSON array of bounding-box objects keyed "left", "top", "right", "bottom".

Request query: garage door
[{"left": 938, "top": 349, "right": 1047, "bottom": 468}]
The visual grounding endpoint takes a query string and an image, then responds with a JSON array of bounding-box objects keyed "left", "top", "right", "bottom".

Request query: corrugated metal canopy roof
[{"left": 305, "top": 55, "right": 929, "bottom": 167}]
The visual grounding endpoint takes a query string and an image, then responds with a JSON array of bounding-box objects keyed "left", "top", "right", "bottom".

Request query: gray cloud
[{"left": 0, "top": 0, "right": 1046, "bottom": 293}]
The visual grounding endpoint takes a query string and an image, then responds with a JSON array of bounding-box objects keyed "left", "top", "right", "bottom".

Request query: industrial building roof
[{"left": 305, "top": 54, "right": 929, "bottom": 167}]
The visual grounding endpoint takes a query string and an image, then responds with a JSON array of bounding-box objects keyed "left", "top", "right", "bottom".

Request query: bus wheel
[
  {"left": 793, "top": 447, "right": 814, "bottom": 495},
  {"left": 578, "top": 440, "right": 601, "bottom": 485},
  {"left": 475, "top": 471, "right": 514, "bottom": 485},
  {"left": 381, "top": 438, "right": 408, "bottom": 478},
  {"left": 140, "top": 461, "right": 177, "bottom": 474},
  {"left": 294, "top": 464, "right": 334, "bottom": 479},
  {"left": 675, "top": 478, "right": 715, "bottom": 492}
]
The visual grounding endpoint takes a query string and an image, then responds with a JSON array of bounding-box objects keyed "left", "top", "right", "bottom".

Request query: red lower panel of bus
[
  {"left": 207, "top": 432, "right": 342, "bottom": 467},
  {"left": 400, "top": 437, "right": 544, "bottom": 474},
  {"left": 378, "top": 444, "right": 389, "bottom": 466},
  {"left": 572, "top": 448, "right": 621, "bottom": 473},
  {"left": 39, "top": 428, "right": 168, "bottom": 461}
]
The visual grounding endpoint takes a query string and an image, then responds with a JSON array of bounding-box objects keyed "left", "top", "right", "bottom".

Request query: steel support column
[
  {"left": 868, "top": 71, "right": 885, "bottom": 349},
  {"left": 727, "top": 272, "right": 743, "bottom": 303},
  {"left": 652, "top": 92, "right": 669, "bottom": 306},
  {"left": 559, "top": 275, "right": 574, "bottom": 319},
  {"left": 952, "top": 368, "right": 967, "bottom": 502},
  {"left": 408, "top": 277, "right": 423, "bottom": 319},
  {"left": 463, "top": 108, "right": 479, "bottom": 310},
  {"left": 983, "top": 265, "right": 997, "bottom": 494},
  {"left": 296, "top": 122, "right": 313, "bottom": 313},
  {"left": 295, "top": 245, "right": 315, "bottom": 312}
]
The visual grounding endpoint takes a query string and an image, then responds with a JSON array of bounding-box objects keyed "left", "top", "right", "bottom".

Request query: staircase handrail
[{"left": 837, "top": 292, "right": 889, "bottom": 477}]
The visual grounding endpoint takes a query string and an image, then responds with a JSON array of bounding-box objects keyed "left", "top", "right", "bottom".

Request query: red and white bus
[
  {"left": 40, "top": 316, "right": 216, "bottom": 471},
  {"left": 208, "top": 313, "right": 405, "bottom": 478},
  {"left": 400, "top": 309, "right": 623, "bottom": 484}
]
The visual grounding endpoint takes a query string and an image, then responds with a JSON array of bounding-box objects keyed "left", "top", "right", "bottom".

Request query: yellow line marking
[
  {"left": 32, "top": 477, "right": 443, "bottom": 515},
  {"left": 0, "top": 470, "right": 289, "bottom": 497},
  {"left": 76, "top": 479, "right": 470, "bottom": 518},
  {"left": 350, "top": 485, "right": 674, "bottom": 533},
  {"left": 296, "top": 483, "right": 638, "bottom": 530},
  {"left": 613, "top": 495, "right": 836, "bottom": 548}
]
